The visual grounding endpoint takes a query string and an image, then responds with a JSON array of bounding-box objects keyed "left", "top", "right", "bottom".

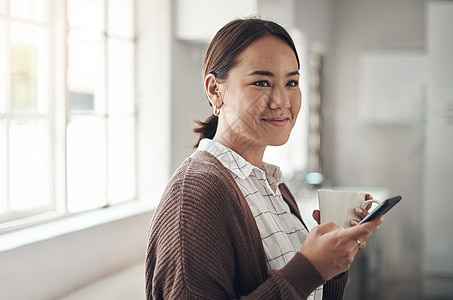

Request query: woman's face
[{"left": 217, "top": 35, "right": 301, "bottom": 154}]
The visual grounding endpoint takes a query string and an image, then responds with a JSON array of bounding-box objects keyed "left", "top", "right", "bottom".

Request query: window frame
[
  {"left": 0, "top": 0, "right": 137, "bottom": 232},
  {"left": 0, "top": 1, "right": 56, "bottom": 225}
]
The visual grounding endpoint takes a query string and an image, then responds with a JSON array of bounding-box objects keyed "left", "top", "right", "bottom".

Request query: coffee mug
[{"left": 318, "top": 190, "right": 381, "bottom": 228}]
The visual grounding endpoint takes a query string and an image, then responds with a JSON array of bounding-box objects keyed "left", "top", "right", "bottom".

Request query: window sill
[{"left": 0, "top": 201, "right": 155, "bottom": 253}]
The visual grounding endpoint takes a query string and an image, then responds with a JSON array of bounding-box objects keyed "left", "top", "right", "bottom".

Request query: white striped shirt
[{"left": 198, "top": 139, "right": 323, "bottom": 299}]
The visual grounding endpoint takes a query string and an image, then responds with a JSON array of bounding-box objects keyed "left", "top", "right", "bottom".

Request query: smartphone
[{"left": 358, "top": 195, "right": 402, "bottom": 225}]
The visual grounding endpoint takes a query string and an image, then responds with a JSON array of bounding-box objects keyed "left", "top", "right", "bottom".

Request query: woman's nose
[{"left": 268, "top": 87, "right": 291, "bottom": 109}]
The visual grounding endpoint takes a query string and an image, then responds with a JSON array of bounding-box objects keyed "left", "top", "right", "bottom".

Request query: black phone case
[{"left": 358, "top": 195, "right": 402, "bottom": 224}]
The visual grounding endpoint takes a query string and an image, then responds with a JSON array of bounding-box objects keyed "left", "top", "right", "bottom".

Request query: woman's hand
[{"left": 301, "top": 213, "right": 383, "bottom": 281}]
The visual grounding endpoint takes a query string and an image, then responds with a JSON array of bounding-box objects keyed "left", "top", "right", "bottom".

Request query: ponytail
[{"left": 192, "top": 114, "right": 218, "bottom": 148}]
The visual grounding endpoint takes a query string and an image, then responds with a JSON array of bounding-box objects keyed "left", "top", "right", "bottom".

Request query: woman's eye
[
  {"left": 287, "top": 80, "right": 299, "bottom": 87},
  {"left": 253, "top": 80, "right": 270, "bottom": 87}
]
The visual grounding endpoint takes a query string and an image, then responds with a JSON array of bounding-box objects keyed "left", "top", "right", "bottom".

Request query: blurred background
[{"left": 0, "top": 0, "right": 452, "bottom": 299}]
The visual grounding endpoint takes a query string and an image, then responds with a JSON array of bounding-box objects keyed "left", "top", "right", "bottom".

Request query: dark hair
[{"left": 193, "top": 17, "right": 300, "bottom": 147}]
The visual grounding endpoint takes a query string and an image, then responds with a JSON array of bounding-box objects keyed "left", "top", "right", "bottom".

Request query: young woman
[{"left": 146, "top": 18, "right": 382, "bottom": 300}]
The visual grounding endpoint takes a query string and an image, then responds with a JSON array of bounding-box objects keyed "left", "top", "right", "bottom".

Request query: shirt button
[{"left": 281, "top": 214, "right": 288, "bottom": 220}]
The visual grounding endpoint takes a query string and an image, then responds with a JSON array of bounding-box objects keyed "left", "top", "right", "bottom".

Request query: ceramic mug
[{"left": 318, "top": 190, "right": 381, "bottom": 228}]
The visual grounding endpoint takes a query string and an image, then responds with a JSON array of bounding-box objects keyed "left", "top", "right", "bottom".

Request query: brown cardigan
[{"left": 146, "top": 151, "right": 348, "bottom": 299}]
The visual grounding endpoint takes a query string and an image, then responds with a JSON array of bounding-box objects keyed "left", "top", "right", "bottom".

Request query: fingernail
[
  {"left": 380, "top": 215, "right": 385, "bottom": 222},
  {"left": 355, "top": 207, "right": 364, "bottom": 214},
  {"left": 351, "top": 219, "right": 359, "bottom": 226}
]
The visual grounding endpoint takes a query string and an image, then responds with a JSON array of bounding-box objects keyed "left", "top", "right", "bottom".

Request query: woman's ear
[{"left": 204, "top": 73, "right": 222, "bottom": 107}]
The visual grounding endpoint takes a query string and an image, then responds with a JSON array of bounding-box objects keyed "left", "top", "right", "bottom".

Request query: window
[{"left": 0, "top": 0, "right": 136, "bottom": 230}]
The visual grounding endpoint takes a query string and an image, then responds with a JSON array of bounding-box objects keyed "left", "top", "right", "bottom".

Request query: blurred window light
[
  {"left": 0, "top": 0, "right": 5, "bottom": 14},
  {"left": 67, "top": 29, "right": 105, "bottom": 114},
  {"left": 0, "top": 0, "right": 136, "bottom": 229},
  {"left": 305, "top": 172, "right": 324, "bottom": 186},
  {"left": 68, "top": 0, "right": 104, "bottom": 32},
  {"left": 67, "top": 116, "right": 107, "bottom": 212},
  {"left": 9, "top": 120, "right": 50, "bottom": 210},
  {"left": 10, "top": 0, "right": 48, "bottom": 23},
  {"left": 10, "top": 21, "right": 48, "bottom": 114}
]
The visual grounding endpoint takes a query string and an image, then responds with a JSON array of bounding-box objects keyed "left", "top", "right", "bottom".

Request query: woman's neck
[{"left": 212, "top": 135, "right": 265, "bottom": 168}]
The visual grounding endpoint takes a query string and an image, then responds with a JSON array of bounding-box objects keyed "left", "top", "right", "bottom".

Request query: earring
[
  {"left": 213, "top": 105, "right": 220, "bottom": 117},
  {"left": 214, "top": 77, "right": 221, "bottom": 96}
]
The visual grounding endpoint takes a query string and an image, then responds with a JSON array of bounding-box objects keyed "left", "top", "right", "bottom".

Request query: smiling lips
[{"left": 261, "top": 116, "right": 290, "bottom": 127}]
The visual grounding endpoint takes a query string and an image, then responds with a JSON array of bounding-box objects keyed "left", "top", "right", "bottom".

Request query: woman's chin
[{"left": 268, "top": 136, "right": 290, "bottom": 147}]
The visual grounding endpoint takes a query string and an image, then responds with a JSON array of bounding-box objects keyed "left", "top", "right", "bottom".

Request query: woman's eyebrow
[
  {"left": 247, "top": 70, "right": 300, "bottom": 77},
  {"left": 247, "top": 70, "right": 274, "bottom": 77}
]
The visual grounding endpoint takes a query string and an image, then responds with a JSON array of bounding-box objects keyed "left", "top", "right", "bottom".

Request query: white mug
[{"left": 318, "top": 190, "right": 381, "bottom": 228}]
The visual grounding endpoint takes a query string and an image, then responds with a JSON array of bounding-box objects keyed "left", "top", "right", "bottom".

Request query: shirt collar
[
  {"left": 198, "top": 139, "right": 283, "bottom": 184},
  {"left": 261, "top": 161, "right": 283, "bottom": 189}
]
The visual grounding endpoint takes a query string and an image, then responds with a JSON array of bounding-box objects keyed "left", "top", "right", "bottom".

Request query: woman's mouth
[{"left": 261, "top": 117, "right": 290, "bottom": 127}]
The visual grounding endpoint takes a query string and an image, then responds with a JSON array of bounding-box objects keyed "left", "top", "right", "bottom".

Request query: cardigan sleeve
[{"left": 323, "top": 271, "right": 349, "bottom": 299}]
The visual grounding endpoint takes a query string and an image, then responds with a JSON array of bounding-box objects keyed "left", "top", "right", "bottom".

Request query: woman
[{"left": 146, "top": 18, "right": 382, "bottom": 300}]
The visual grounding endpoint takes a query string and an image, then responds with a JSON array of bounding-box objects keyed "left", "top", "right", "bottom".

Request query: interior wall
[
  {"left": 422, "top": 2, "right": 453, "bottom": 297},
  {"left": 322, "top": 0, "right": 426, "bottom": 298},
  {"left": 136, "top": 0, "right": 173, "bottom": 205},
  {"left": 0, "top": 210, "right": 152, "bottom": 300},
  {"left": 294, "top": 0, "right": 333, "bottom": 52},
  {"left": 170, "top": 39, "right": 209, "bottom": 172}
]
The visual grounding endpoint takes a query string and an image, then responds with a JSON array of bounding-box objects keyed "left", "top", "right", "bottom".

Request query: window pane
[
  {"left": 0, "top": 0, "right": 5, "bottom": 13},
  {"left": 108, "top": 117, "right": 135, "bottom": 204},
  {"left": 68, "top": 30, "right": 105, "bottom": 113},
  {"left": 68, "top": 0, "right": 104, "bottom": 32},
  {"left": 10, "top": 22, "right": 48, "bottom": 114},
  {"left": 0, "top": 19, "right": 5, "bottom": 113},
  {"left": 108, "top": 39, "right": 134, "bottom": 115},
  {"left": 10, "top": 0, "right": 48, "bottom": 23},
  {"left": 67, "top": 116, "right": 107, "bottom": 212},
  {"left": 9, "top": 119, "right": 50, "bottom": 211},
  {"left": 0, "top": 120, "right": 6, "bottom": 214},
  {"left": 108, "top": 0, "right": 134, "bottom": 38}
]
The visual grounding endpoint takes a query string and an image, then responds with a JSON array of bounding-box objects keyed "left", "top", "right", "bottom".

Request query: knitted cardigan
[{"left": 146, "top": 150, "right": 348, "bottom": 299}]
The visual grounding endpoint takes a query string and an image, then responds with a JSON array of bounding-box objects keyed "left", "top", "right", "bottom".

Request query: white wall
[
  {"left": 136, "top": 0, "right": 172, "bottom": 203},
  {"left": 170, "top": 39, "right": 209, "bottom": 172},
  {"left": 322, "top": 0, "right": 426, "bottom": 298},
  {"left": 422, "top": 1, "right": 453, "bottom": 297},
  {"left": 294, "top": 0, "right": 333, "bottom": 53},
  {"left": 0, "top": 209, "right": 152, "bottom": 300}
]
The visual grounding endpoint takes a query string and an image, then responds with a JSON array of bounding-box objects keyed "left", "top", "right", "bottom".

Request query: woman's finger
[
  {"left": 359, "top": 240, "right": 367, "bottom": 250},
  {"left": 312, "top": 210, "right": 321, "bottom": 225},
  {"left": 364, "top": 194, "right": 374, "bottom": 211},
  {"left": 354, "top": 207, "right": 369, "bottom": 219}
]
